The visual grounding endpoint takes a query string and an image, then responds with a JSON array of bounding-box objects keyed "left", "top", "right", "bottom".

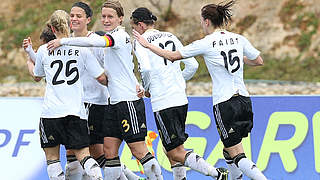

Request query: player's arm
[
  {"left": 83, "top": 48, "right": 108, "bottom": 86},
  {"left": 26, "top": 59, "right": 41, "bottom": 81},
  {"left": 174, "top": 37, "right": 199, "bottom": 81},
  {"left": 181, "top": 58, "right": 198, "bottom": 81},
  {"left": 133, "top": 40, "right": 151, "bottom": 97},
  {"left": 241, "top": 35, "right": 263, "bottom": 66},
  {"left": 47, "top": 34, "right": 115, "bottom": 51},
  {"left": 22, "top": 37, "right": 37, "bottom": 62},
  {"left": 133, "top": 30, "right": 182, "bottom": 61},
  {"left": 32, "top": 51, "right": 45, "bottom": 82},
  {"left": 244, "top": 56, "right": 264, "bottom": 66}
]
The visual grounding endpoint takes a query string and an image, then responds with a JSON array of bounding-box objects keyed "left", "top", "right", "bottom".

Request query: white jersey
[
  {"left": 34, "top": 44, "right": 104, "bottom": 119},
  {"left": 134, "top": 29, "right": 198, "bottom": 112},
  {"left": 179, "top": 30, "right": 260, "bottom": 105},
  {"left": 81, "top": 32, "right": 109, "bottom": 105},
  {"left": 61, "top": 26, "right": 139, "bottom": 104}
]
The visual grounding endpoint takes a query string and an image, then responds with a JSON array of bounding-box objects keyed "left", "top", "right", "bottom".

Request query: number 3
[{"left": 122, "top": 119, "right": 130, "bottom": 133}]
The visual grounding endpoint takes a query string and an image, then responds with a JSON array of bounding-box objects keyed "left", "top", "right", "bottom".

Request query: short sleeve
[
  {"left": 240, "top": 35, "right": 260, "bottom": 60},
  {"left": 109, "top": 32, "right": 130, "bottom": 49},
  {"left": 33, "top": 46, "right": 45, "bottom": 77},
  {"left": 179, "top": 38, "right": 208, "bottom": 58}
]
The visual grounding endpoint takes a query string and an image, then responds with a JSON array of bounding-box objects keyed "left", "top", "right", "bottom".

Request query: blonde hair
[
  {"left": 102, "top": 0, "right": 124, "bottom": 17},
  {"left": 50, "top": 10, "right": 70, "bottom": 37}
]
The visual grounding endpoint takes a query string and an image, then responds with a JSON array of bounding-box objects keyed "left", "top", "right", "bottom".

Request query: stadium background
[{"left": 0, "top": 0, "right": 319, "bottom": 179}]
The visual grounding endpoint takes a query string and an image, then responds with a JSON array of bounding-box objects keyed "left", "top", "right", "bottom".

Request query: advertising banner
[{"left": 0, "top": 96, "right": 319, "bottom": 180}]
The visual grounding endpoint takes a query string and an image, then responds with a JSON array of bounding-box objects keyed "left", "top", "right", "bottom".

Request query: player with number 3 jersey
[{"left": 47, "top": 1, "right": 162, "bottom": 179}]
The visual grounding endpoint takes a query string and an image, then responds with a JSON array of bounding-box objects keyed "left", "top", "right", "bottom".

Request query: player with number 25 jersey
[{"left": 34, "top": 43, "right": 104, "bottom": 120}]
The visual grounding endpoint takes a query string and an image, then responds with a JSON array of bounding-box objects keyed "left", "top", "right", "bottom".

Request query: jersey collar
[{"left": 143, "top": 28, "right": 159, "bottom": 35}]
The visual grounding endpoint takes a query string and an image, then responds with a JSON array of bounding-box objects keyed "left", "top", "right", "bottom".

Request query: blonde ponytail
[{"left": 50, "top": 10, "right": 70, "bottom": 37}]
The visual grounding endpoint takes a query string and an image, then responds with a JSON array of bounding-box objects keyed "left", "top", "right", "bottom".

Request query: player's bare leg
[{"left": 103, "top": 137, "right": 127, "bottom": 180}]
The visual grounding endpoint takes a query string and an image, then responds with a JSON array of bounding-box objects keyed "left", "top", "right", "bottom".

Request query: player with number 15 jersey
[{"left": 180, "top": 30, "right": 260, "bottom": 105}]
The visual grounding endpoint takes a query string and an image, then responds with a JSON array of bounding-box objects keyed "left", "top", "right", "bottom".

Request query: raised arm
[
  {"left": 133, "top": 30, "right": 182, "bottom": 61},
  {"left": 22, "top": 37, "right": 37, "bottom": 62},
  {"left": 47, "top": 34, "right": 114, "bottom": 51}
]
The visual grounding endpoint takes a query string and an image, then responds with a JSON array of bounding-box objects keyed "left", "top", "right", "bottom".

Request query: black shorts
[
  {"left": 154, "top": 104, "right": 189, "bottom": 152},
  {"left": 85, "top": 103, "right": 107, "bottom": 145},
  {"left": 102, "top": 98, "right": 147, "bottom": 143},
  {"left": 39, "top": 115, "right": 90, "bottom": 150},
  {"left": 213, "top": 95, "right": 253, "bottom": 148}
]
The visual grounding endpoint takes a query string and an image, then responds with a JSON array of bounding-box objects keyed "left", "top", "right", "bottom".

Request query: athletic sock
[
  {"left": 171, "top": 163, "right": 186, "bottom": 180},
  {"left": 47, "top": 159, "right": 65, "bottom": 180},
  {"left": 184, "top": 151, "right": 218, "bottom": 177},
  {"left": 122, "top": 164, "right": 142, "bottom": 180},
  {"left": 119, "top": 172, "right": 129, "bottom": 180},
  {"left": 234, "top": 154, "right": 267, "bottom": 180},
  {"left": 65, "top": 155, "right": 83, "bottom": 180},
  {"left": 140, "top": 152, "right": 163, "bottom": 180},
  {"left": 104, "top": 156, "right": 122, "bottom": 180},
  {"left": 95, "top": 154, "right": 107, "bottom": 168},
  {"left": 223, "top": 150, "right": 242, "bottom": 180},
  {"left": 80, "top": 156, "right": 103, "bottom": 180}
]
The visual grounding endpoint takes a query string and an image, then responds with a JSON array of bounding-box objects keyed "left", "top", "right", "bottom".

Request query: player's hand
[
  {"left": 47, "top": 39, "right": 61, "bottom": 51},
  {"left": 132, "top": 29, "right": 149, "bottom": 48},
  {"left": 136, "top": 84, "right": 145, "bottom": 98},
  {"left": 22, "top": 37, "right": 32, "bottom": 52},
  {"left": 145, "top": 91, "right": 151, "bottom": 98}
]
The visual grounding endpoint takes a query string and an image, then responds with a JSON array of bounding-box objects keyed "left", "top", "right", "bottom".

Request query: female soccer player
[
  {"left": 130, "top": 7, "right": 228, "bottom": 180},
  {"left": 29, "top": 10, "right": 106, "bottom": 180},
  {"left": 65, "top": 2, "right": 143, "bottom": 180},
  {"left": 133, "top": 1, "right": 267, "bottom": 180},
  {"left": 47, "top": 1, "right": 162, "bottom": 179}
]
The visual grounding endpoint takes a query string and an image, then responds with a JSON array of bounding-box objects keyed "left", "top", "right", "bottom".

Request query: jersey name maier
[
  {"left": 213, "top": 37, "right": 239, "bottom": 48},
  {"left": 48, "top": 49, "right": 80, "bottom": 56},
  {"left": 147, "top": 32, "right": 173, "bottom": 43}
]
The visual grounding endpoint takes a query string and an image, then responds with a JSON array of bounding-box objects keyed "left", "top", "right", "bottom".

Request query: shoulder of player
[
  {"left": 87, "top": 32, "right": 100, "bottom": 39},
  {"left": 144, "top": 30, "right": 176, "bottom": 43},
  {"left": 38, "top": 44, "right": 47, "bottom": 52}
]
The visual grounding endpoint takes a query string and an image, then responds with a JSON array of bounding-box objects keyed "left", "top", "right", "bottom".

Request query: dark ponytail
[
  {"left": 201, "top": 0, "right": 235, "bottom": 28},
  {"left": 131, "top": 7, "right": 157, "bottom": 25}
]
